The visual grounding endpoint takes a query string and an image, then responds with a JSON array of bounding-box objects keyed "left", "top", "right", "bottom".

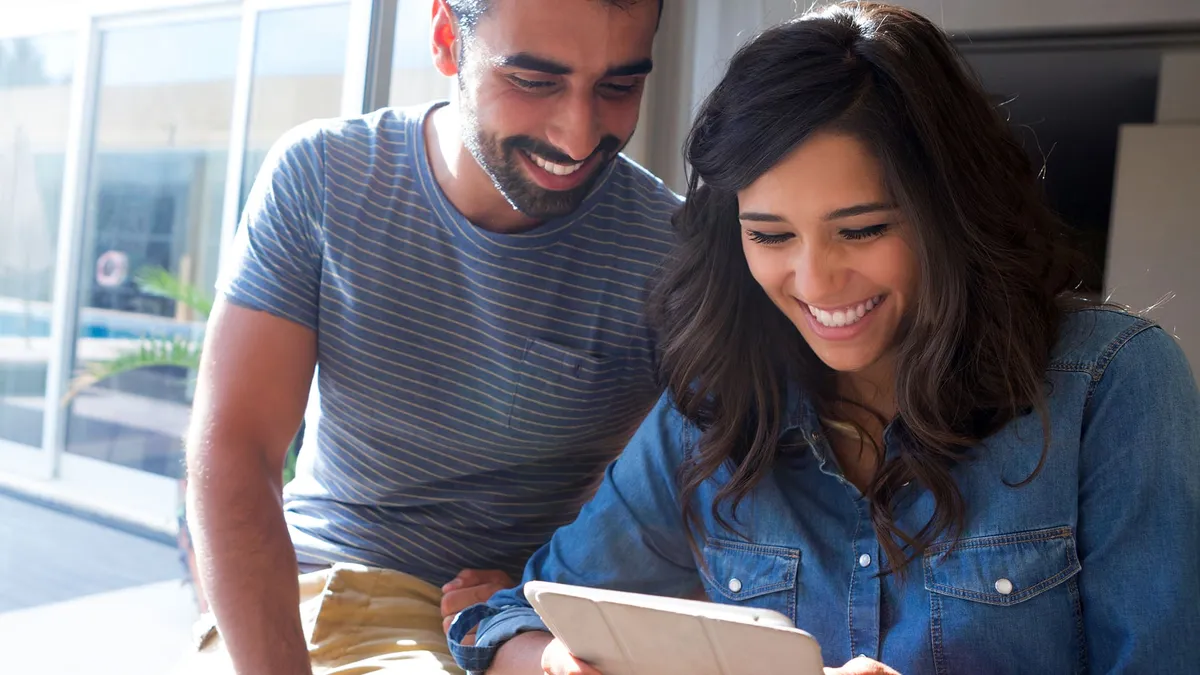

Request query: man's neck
[{"left": 423, "top": 104, "right": 541, "bottom": 234}]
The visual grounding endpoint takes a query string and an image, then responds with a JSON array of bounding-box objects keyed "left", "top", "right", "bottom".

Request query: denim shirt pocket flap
[
  {"left": 923, "top": 526, "right": 1081, "bottom": 607},
  {"left": 701, "top": 538, "right": 800, "bottom": 601}
]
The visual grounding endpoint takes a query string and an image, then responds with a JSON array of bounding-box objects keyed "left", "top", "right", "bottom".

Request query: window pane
[
  {"left": 240, "top": 3, "right": 351, "bottom": 207},
  {"left": 388, "top": 1, "right": 449, "bottom": 108},
  {"left": 0, "top": 33, "right": 75, "bottom": 451},
  {"left": 64, "top": 18, "right": 240, "bottom": 478}
]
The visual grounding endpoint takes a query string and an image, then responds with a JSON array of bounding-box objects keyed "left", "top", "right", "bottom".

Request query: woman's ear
[{"left": 431, "top": 0, "right": 461, "bottom": 77}]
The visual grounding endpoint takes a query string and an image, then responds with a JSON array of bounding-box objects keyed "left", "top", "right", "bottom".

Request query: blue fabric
[
  {"left": 217, "top": 101, "right": 681, "bottom": 584},
  {"left": 451, "top": 308, "right": 1200, "bottom": 673}
]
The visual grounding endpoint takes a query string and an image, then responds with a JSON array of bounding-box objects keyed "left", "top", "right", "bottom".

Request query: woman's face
[{"left": 737, "top": 131, "right": 918, "bottom": 376}]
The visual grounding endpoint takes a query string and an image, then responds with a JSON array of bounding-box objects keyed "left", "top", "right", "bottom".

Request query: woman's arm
[
  {"left": 1076, "top": 325, "right": 1200, "bottom": 672},
  {"left": 449, "top": 392, "right": 701, "bottom": 674}
]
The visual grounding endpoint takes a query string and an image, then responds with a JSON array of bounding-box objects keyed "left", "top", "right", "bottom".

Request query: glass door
[
  {"left": 59, "top": 16, "right": 241, "bottom": 518},
  {"left": 0, "top": 33, "right": 76, "bottom": 476},
  {"left": 239, "top": 2, "right": 351, "bottom": 208}
]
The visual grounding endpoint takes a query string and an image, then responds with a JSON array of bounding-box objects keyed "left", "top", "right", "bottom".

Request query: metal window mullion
[
  {"left": 365, "top": 0, "right": 398, "bottom": 113},
  {"left": 217, "top": 6, "right": 261, "bottom": 263},
  {"left": 41, "top": 17, "right": 103, "bottom": 478},
  {"left": 341, "top": 0, "right": 382, "bottom": 116}
]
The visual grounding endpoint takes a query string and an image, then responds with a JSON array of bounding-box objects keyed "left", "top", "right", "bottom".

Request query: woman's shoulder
[
  {"left": 1049, "top": 306, "right": 1169, "bottom": 375},
  {"left": 1050, "top": 306, "right": 1196, "bottom": 405}
]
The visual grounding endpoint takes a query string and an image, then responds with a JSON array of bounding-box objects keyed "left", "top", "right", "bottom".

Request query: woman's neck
[
  {"left": 826, "top": 356, "right": 898, "bottom": 492},
  {"left": 835, "top": 357, "right": 898, "bottom": 422}
]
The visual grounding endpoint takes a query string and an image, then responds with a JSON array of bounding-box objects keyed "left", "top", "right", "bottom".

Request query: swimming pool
[{"left": 0, "top": 306, "right": 203, "bottom": 342}]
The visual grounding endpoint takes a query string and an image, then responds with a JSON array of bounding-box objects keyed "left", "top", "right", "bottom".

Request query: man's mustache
[{"left": 504, "top": 135, "right": 622, "bottom": 164}]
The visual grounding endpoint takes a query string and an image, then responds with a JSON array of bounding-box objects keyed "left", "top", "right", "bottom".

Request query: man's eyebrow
[
  {"left": 496, "top": 53, "right": 570, "bottom": 75},
  {"left": 495, "top": 53, "right": 654, "bottom": 78},
  {"left": 605, "top": 58, "right": 653, "bottom": 77}
]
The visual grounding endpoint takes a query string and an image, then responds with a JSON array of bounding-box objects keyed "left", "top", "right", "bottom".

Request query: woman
[{"left": 449, "top": 3, "right": 1200, "bottom": 673}]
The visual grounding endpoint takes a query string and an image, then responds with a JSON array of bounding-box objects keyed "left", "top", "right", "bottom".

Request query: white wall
[
  {"left": 1106, "top": 50, "right": 1200, "bottom": 382},
  {"left": 1105, "top": 124, "right": 1200, "bottom": 382},
  {"left": 1158, "top": 50, "right": 1200, "bottom": 123}
]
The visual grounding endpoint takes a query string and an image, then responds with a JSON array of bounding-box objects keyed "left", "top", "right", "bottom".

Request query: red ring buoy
[{"left": 96, "top": 250, "right": 129, "bottom": 287}]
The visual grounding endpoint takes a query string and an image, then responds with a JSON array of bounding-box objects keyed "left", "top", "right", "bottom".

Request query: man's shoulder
[
  {"left": 600, "top": 154, "right": 683, "bottom": 224},
  {"left": 267, "top": 103, "right": 444, "bottom": 201},
  {"left": 314, "top": 104, "right": 431, "bottom": 155},
  {"left": 276, "top": 102, "right": 439, "bottom": 164}
]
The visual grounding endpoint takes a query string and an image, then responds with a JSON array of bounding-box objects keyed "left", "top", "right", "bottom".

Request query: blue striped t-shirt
[{"left": 217, "top": 102, "right": 681, "bottom": 584}]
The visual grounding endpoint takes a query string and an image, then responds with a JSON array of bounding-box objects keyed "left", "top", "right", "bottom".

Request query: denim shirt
[{"left": 449, "top": 309, "right": 1200, "bottom": 674}]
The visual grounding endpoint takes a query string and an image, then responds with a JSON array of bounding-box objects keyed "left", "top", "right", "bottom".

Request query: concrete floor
[
  {"left": 0, "top": 493, "right": 199, "bottom": 673},
  {"left": 0, "top": 579, "right": 200, "bottom": 674}
]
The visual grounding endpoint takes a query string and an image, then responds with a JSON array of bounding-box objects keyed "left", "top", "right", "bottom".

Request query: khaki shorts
[{"left": 176, "top": 563, "right": 463, "bottom": 674}]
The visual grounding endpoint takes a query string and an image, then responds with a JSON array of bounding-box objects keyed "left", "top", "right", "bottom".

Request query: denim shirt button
[
  {"left": 728, "top": 578, "right": 743, "bottom": 593},
  {"left": 858, "top": 554, "right": 872, "bottom": 568},
  {"left": 995, "top": 578, "right": 1014, "bottom": 595}
]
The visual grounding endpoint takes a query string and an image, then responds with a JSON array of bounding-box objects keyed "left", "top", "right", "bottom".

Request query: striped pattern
[{"left": 217, "top": 103, "right": 681, "bottom": 584}]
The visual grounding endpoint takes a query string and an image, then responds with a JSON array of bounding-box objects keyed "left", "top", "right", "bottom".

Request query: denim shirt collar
[{"left": 781, "top": 380, "right": 906, "bottom": 475}]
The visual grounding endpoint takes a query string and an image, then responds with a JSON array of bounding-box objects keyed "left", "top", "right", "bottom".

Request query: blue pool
[{"left": 0, "top": 309, "right": 201, "bottom": 341}]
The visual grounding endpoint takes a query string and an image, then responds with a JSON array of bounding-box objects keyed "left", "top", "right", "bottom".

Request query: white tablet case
[{"left": 524, "top": 581, "right": 824, "bottom": 675}]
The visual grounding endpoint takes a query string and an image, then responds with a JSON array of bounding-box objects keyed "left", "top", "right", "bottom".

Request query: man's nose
[{"left": 545, "top": 91, "right": 602, "bottom": 162}]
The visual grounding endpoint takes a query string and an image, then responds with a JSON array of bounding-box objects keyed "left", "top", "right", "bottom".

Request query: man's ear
[{"left": 431, "top": 0, "right": 461, "bottom": 77}]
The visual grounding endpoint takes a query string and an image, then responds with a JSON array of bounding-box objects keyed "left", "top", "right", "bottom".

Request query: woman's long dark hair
[{"left": 649, "top": 2, "right": 1084, "bottom": 574}]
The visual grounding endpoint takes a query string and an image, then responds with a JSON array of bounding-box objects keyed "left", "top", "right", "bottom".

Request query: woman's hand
[
  {"left": 540, "top": 637, "right": 603, "bottom": 675},
  {"left": 824, "top": 655, "right": 901, "bottom": 674}
]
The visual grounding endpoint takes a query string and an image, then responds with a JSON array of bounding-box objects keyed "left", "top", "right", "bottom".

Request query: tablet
[{"left": 523, "top": 581, "right": 824, "bottom": 675}]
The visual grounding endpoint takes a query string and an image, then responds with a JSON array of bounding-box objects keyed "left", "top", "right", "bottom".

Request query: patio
[{"left": 0, "top": 492, "right": 198, "bottom": 673}]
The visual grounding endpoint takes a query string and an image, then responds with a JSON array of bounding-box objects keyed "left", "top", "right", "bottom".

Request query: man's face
[{"left": 455, "top": 0, "right": 658, "bottom": 220}]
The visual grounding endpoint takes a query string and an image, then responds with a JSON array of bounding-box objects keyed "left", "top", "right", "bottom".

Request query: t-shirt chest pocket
[
  {"left": 699, "top": 538, "right": 801, "bottom": 625},
  {"left": 506, "top": 337, "right": 639, "bottom": 441}
]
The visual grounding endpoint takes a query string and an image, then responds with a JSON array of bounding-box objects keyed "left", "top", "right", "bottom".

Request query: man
[{"left": 181, "top": 0, "right": 675, "bottom": 673}]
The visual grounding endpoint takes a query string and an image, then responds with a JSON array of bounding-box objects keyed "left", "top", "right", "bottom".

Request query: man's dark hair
[{"left": 446, "top": 0, "right": 664, "bottom": 33}]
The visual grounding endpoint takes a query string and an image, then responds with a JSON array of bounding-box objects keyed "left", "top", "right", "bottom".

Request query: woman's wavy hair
[{"left": 648, "top": 2, "right": 1084, "bottom": 574}]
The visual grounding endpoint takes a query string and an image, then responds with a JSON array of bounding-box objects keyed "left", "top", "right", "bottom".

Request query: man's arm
[{"left": 186, "top": 298, "right": 317, "bottom": 675}]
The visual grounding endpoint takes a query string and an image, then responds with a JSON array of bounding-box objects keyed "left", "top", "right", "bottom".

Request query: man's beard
[{"left": 462, "top": 118, "right": 625, "bottom": 221}]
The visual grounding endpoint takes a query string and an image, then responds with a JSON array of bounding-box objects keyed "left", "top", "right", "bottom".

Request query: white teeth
[
  {"left": 807, "top": 295, "right": 883, "bottom": 329},
  {"left": 528, "top": 152, "right": 584, "bottom": 176}
]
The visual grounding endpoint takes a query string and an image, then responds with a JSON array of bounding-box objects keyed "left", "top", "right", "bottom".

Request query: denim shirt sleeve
[
  {"left": 448, "top": 391, "right": 699, "bottom": 673},
  {"left": 1076, "top": 325, "right": 1200, "bottom": 672}
]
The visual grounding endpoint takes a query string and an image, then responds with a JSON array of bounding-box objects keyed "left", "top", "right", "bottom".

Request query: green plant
[
  {"left": 65, "top": 263, "right": 301, "bottom": 468},
  {"left": 64, "top": 265, "right": 301, "bottom": 480},
  {"left": 63, "top": 265, "right": 300, "bottom": 611},
  {"left": 63, "top": 266, "right": 209, "bottom": 403}
]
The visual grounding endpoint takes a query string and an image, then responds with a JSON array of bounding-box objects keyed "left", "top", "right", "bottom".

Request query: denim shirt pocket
[
  {"left": 923, "top": 526, "right": 1084, "bottom": 674},
  {"left": 699, "top": 538, "right": 800, "bottom": 624}
]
